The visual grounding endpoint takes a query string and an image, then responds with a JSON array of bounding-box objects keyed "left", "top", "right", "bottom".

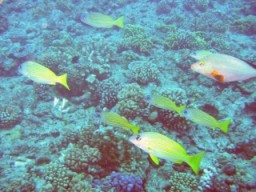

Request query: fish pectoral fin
[
  {"left": 210, "top": 70, "right": 224, "bottom": 83},
  {"left": 149, "top": 154, "right": 160, "bottom": 165}
]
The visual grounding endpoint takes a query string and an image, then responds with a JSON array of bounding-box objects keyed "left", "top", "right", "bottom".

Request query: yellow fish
[
  {"left": 181, "top": 108, "right": 231, "bottom": 133},
  {"left": 191, "top": 53, "right": 256, "bottom": 83},
  {"left": 100, "top": 112, "right": 140, "bottom": 134},
  {"left": 129, "top": 132, "right": 205, "bottom": 174},
  {"left": 81, "top": 12, "right": 124, "bottom": 28},
  {"left": 144, "top": 95, "right": 186, "bottom": 116},
  {"left": 19, "top": 61, "right": 70, "bottom": 90}
]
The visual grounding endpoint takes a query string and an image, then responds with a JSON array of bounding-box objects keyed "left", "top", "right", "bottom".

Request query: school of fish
[{"left": 17, "top": 12, "right": 255, "bottom": 175}]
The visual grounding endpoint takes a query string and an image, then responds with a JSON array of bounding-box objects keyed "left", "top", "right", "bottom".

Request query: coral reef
[
  {"left": 122, "top": 24, "right": 153, "bottom": 54},
  {"left": 0, "top": 104, "right": 22, "bottom": 129},
  {"left": 128, "top": 60, "right": 160, "bottom": 85},
  {"left": 92, "top": 171, "right": 144, "bottom": 192},
  {"left": 116, "top": 83, "right": 147, "bottom": 119},
  {"left": 64, "top": 144, "right": 102, "bottom": 174},
  {"left": 232, "top": 15, "right": 256, "bottom": 35},
  {"left": 0, "top": 16, "right": 8, "bottom": 34},
  {"left": 96, "top": 78, "right": 122, "bottom": 109},
  {"left": 184, "top": 0, "right": 210, "bottom": 12},
  {"left": 168, "top": 172, "right": 198, "bottom": 192},
  {"left": 44, "top": 162, "right": 75, "bottom": 191}
]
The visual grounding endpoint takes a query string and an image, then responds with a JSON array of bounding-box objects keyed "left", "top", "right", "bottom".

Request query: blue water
[{"left": 0, "top": 0, "right": 256, "bottom": 191}]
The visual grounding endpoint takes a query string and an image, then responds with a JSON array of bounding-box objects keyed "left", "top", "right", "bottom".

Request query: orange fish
[{"left": 191, "top": 53, "right": 256, "bottom": 83}]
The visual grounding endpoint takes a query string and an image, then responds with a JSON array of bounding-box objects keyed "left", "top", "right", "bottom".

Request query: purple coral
[{"left": 92, "top": 172, "right": 144, "bottom": 192}]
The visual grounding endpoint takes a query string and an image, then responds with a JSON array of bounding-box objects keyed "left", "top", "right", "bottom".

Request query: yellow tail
[
  {"left": 176, "top": 105, "right": 186, "bottom": 117},
  {"left": 125, "top": 123, "right": 140, "bottom": 134},
  {"left": 57, "top": 73, "right": 70, "bottom": 90},
  {"left": 186, "top": 151, "right": 205, "bottom": 175},
  {"left": 218, "top": 119, "right": 231, "bottom": 133},
  {"left": 115, "top": 16, "right": 124, "bottom": 28}
]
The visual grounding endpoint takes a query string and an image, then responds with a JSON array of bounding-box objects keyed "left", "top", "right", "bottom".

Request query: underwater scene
[{"left": 0, "top": 0, "right": 256, "bottom": 191}]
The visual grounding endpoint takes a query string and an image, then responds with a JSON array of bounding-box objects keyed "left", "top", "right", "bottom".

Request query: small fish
[
  {"left": 191, "top": 53, "right": 256, "bottom": 83},
  {"left": 129, "top": 132, "right": 205, "bottom": 174},
  {"left": 100, "top": 112, "right": 140, "bottom": 134},
  {"left": 144, "top": 95, "right": 186, "bottom": 116},
  {"left": 190, "top": 50, "right": 214, "bottom": 60},
  {"left": 19, "top": 61, "right": 70, "bottom": 90},
  {"left": 181, "top": 108, "right": 231, "bottom": 133},
  {"left": 81, "top": 12, "right": 124, "bottom": 28}
]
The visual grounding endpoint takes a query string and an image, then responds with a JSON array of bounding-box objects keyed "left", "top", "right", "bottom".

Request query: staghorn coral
[
  {"left": 128, "top": 61, "right": 160, "bottom": 85},
  {"left": 64, "top": 145, "right": 102, "bottom": 174},
  {"left": 116, "top": 83, "right": 147, "bottom": 119},
  {"left": 168, "top": 172, "right": 199, "bottom": 192},
  {"left": 122, "top": 24, "right": 153, "bottom": 54},
  {"left": 0, "top": 104, "right": 22, "bottom": 129}
]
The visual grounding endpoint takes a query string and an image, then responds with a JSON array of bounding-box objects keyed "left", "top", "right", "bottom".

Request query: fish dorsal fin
[
  {"left": 149, "top": 154, "right": 160, "bottom": 165},
  {"left": 210, "top": 70, "right": 224, "bottom": 83}
]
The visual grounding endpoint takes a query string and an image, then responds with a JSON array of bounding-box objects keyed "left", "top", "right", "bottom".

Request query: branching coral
[
  {"left": 64, "top": 145, "right": 102, "bottom": 174},
  {"left": 44, "top": 162, "right": 75, "bottom": 191},
  {"left": 168, "top": 172, "right": 198, "bottom": 192},
  {"left": 122, "top": 24, "right": 153, "bottom": 54},
  {"left": 128, "top": 61, "right": 160, "bottom": 85},
  {"left": 116, "top": 83, "right": 147, "bottom": 119},
  {"left": 92, "top": 171, "right": 144, "bottom": 192},
  {"left": 96, "top": 78, "right": 122, "bottom": 109}
]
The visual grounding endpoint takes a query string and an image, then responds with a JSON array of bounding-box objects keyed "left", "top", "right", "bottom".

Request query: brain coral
[
  {"left": 0, "top": 104, "right": 22, "bottom": 129},
  {"left": 116, "top": 83, "right": 147, "bottom": 119},
  {"left": 129, "top": 61, "right": 160, "bottom": 85}
]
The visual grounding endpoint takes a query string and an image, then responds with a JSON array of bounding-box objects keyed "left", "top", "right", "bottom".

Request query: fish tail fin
[
  {"left": 125, "top": 123, "right": 140, "bottom": 134},
  {"left": 177, "top": 105, "right": 187, "bottom": 117},
  {"left": 57, "top": 73, "right": 70, "bottom": 90},
  {"left": 115, "top": 16, "right": 124, "bottom": 28},
  {"left": 186, "top": 151, "right": 205, "bottom": 175},
  {"left": 218, "top": 119, "right": 231, "bottom": 133}
]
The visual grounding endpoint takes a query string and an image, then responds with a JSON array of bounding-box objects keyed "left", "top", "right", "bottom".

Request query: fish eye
[
  {"left": 136, "top": 135, "right": 141, "bottom": 141},
  {"left": 182, "top": 110, "right": 187, "bottom": 115}
]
